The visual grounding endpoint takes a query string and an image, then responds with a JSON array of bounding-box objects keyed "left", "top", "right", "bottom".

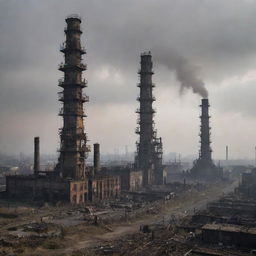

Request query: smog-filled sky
[{"left": 1, "top": 0, "right": 256, "bottom": 160}]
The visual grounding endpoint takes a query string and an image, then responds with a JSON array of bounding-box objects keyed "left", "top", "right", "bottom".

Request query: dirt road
[{"left": 60, "top": 180, "right": 238, "bottom": 254}]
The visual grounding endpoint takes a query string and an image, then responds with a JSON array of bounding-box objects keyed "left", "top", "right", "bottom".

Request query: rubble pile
[
  {"left": 178, "top": 193, "right": 256, "bottom": 254},
  {"left": 0, "top": 181, "right": 236, "bottom": 255},
  {"left": 90, "top": 230, "right": 191, "bottom": 256}
]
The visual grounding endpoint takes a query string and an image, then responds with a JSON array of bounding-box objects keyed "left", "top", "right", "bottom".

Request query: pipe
[
  {"left": 93, "top": 143, "right": 100, "bottom": 173},
  {"left": 34, "top": 137, "right": 40, "bottom": 175}
]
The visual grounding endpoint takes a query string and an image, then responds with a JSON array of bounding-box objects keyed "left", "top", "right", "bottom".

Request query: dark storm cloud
[
  {"left": 1, "top": 0, "right": 256, "bottom": 106},
  {"left": 1, "top": 0, "right": 256, "bottom": 154}
]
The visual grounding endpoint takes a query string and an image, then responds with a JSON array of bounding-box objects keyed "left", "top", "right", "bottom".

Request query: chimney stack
[
  {"left": 34, "top": 137, "right": 40, "bottom": 175},
  {"left": 135, "top": 52, "right": 163, "bottom": 186},
  {"left": 190, "top": 98, "right": 223, "bottom": 180},
  {"left": 93, "top": 143, "right": 100, "bottom": 172},
  {"left": 135, "top": 52, "right": 155, "bottom": 186},
  {"left": 200, "top": 98, "right": 212, "bottom": 163},
  {"left": 57, "top": 15, "right": 88, "bottom": 179},
  {"left": 226, "top": 145, "right": 228, "bottom": 161}
]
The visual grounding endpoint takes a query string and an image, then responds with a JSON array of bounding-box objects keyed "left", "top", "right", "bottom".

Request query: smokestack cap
[
  {"left": 201, "top": 98, "right": 209, "bottom": 106},
  {"left": 66, "top": 14, "right": 81, "bottom": 22}
]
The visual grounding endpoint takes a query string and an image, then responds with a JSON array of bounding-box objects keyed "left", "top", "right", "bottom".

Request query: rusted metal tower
[
  {"left": 135, "top": 52, "right": 163, "bottom": 186},
  {"left": 57, "top": 15, "right": 89, "bottom": 180}
]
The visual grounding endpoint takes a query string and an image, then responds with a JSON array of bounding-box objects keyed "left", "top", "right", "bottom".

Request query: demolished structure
[
  {"left": 237, "top": 168, "right": 256, "bottom": 198},
  {"left": 5, "top": 15, "right": 120, "bottom": 204},
  {"left": 135, "top": 52, "right": 164, "bottom": 186},
  {"left": 180, "top": 193, "right": 256, "bottom": 253},
  {"left": 87, "top": 143, "right": 120, "bottom": 201},
  {"left": 190, "top": 98, "right": 223, "bottom": 180}
]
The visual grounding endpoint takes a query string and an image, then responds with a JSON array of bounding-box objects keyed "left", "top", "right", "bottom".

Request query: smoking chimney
[
  {"left": 93, "top": 143, "right": 100, "bottom": 172},
  {"left": 34, "top": 137, "right": 40, "bottom": 175},
  {"left": 200, "top": 98, "right": 212, "bottom": 163},
  {"left": 190, "top": 98, "right": 223, "bottom": 180}
]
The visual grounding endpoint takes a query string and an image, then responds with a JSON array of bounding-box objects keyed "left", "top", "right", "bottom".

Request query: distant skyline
[{"left": 1, "top": 0, "right": 256, "bottom": 160}]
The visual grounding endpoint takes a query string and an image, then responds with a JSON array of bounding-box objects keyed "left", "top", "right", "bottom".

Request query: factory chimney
[
  {"left": 190, "top": 98, "right": 223, "bottom": 180},
  {"left": 200, "top": 98, "right": 212, "bottom": 164},
  {"left": 93, "top": 143, "right": 100, "bottom": 173},
  {"left": 57, "top": 15, "right": 89, "bottom": 179},
  {"left": 34, "top": 137, "right": 40, "bottom": 175},
  {"left": 226, "top": 146, "right": 229, "bottom": 161},
  {"left": 135, "top": 52, "right": 163, "bottom": 186},
  {"left": 135, "top": 52, "right": 155, "bottom": 186}
]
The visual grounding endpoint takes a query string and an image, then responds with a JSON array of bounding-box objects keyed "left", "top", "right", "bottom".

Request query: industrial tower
[
  {"left": 57, "top": 15, "right": 89, "bottom": 180},
  {"left": 200, "top": 99, "right": 212, "bottom": 164},
  {"left": 190, "top": 98, "right": 222, "bottom": 180},
  {"left": 135, "top": 52, "right": 163, "bottom": 186}
]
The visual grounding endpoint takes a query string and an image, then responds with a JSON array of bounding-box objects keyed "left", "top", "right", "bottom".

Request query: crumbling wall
[
  {"left": 101, "top": 167, "right": 131, "bottom": 191},
  {"left": 130, "top": 170, "right": 143, "bottom": 192},
  {"left": 92, "top": 175, "right": 120, "bottom": 201},
  {"left": 70, "top": 180, "right": 88, "bottom": 204},
  {"left": 238, "top": 169, "right": 256, "bottom": 198},
  {"left": 6, "top": 175, "right": 70, "bottom": 202}
]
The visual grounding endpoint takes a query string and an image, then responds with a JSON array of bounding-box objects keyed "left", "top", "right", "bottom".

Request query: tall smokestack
[
  {"left": 57, "top": 15, "right": 88, "bottom": 179},
  {"left": 226, "top": 146, "right": 228, "bottom": 161},
  {"left": 200, "top": 99, "right": 212, "bottom": 163},
  {"left": 34, "top": 137, "right": 40, "bottom": 175},
  {"left": 93, "top": 143, "right": 100, "bottom": 172},
  {"left": 135, "top": 52, "right": 163, "bottom": 186},
  {"left": 135, "top": 52, "right": 155, "bottom": 186},
  {"left": 190, "top": 98, "right": 223, "bottom": 180}
]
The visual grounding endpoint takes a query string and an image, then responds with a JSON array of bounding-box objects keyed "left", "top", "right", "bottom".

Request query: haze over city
[{"left": 2, "top": 1, "right": 256, "bottom": 256}]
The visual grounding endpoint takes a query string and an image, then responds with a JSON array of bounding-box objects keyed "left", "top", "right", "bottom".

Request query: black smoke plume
[{"left": 155, "top": 50, "right": 208, "bottom": 98}]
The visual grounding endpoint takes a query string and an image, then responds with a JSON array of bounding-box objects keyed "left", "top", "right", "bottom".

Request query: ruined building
[
  {"left": 5, "top": 15, "right": 120, "bottom": 204},
  {"left": 237, "top": 168, "right": 256, "bottom": 198},
  {"left": 87, "top": 143, "right": 120, "bottom": 201},
  {"left": 190, "top": 99, "right": 223, "bottom": 180},
  {"left": 135, "top": 52, "right": 163, "bottom": 186}
]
